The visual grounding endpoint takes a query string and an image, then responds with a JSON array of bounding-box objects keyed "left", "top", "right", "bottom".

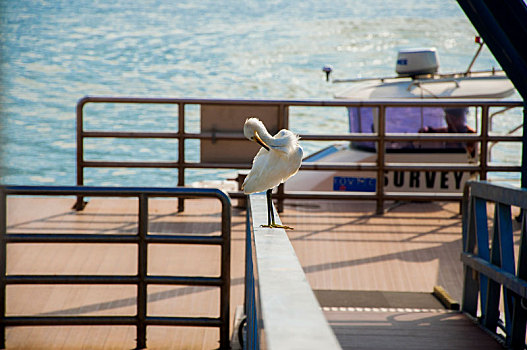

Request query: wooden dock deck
[{"left": 3, "top": 196, "right": 514, "bottom": 349}]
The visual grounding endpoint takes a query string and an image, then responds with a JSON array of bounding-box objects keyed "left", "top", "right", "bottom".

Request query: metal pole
[
  {"left": 244, "top": 199, "right": 250, "bottom": 315},
  {"left": 74, "top": 98, "right": 87, "bottom": 210},
  {"left": 480, "top": 105, "right": 489, "bottom": 181},
  {"left": 522, "top": 103, "right": 527, "bottom": 189},
  {"left": 219, "top": 193, "right": 232, "bottom": 349},
  {"left": 0, "top": 188, "right": 6, "bottom": 349},
  {"left": 376, "top": 106, "right": 386, "bottom": 214},
  {"left": 136, "top": 194, "right": 148, "bottom": 349},
  {"left": 277, "top": 104, "right": 287, "bottom": 213},
  {"left": 178, "top": 103, "right": 185, "bottom": 212}
]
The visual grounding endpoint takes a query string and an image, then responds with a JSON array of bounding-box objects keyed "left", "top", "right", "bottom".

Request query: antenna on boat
[
  {"left": 465, "top": 36, "right": 484, "bottom": 75},
  {"left": 322, "top": 65, "right": 333, "bottom": 81}
]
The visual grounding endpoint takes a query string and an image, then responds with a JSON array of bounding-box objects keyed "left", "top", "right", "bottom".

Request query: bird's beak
[{"left": 254, "top": 131, "right": 270, "bottom": 151}]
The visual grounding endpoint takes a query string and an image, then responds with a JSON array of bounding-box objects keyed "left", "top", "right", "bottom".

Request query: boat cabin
[{"left": 348, "top": 106, "right": 473, "bottom": 154}]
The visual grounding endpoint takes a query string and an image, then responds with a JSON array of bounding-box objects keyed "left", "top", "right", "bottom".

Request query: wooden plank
[
  {"left": 324, "top": 309, "right": 503, "bottom": 350},
  {"left": 285, "top": 200, "right": 467, "bottom": 301}
]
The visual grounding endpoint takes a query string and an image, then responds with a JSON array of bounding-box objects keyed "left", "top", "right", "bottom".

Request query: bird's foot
[{"left": 260, "top": 224, "right": 294, "bottom": 230}]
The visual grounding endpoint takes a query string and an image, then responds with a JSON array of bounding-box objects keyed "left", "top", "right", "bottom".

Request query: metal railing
[
  {"left": 75, "top": 96, "right": 524, "bottom": 213},
  {"left": 0, "top": 185, "right": 231, "bottom": 350},
  {"left": 461, "top": 181, "right": 527, "bottom": 348},
  {"left": 244, "top": 192, "right": 342, "bottom": 350}
]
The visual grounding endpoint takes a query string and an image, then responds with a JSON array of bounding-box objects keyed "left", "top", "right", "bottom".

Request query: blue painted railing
[
  {"left": 461, "top": 181, "right": 527, "bottom": 348},
  {"left": 244, "top": 193, "right": 342, "bottom": 350}
]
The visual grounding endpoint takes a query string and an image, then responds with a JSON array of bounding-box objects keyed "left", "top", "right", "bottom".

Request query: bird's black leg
[
  {"left": 266, "top": 188, "right": 273, "bottom": 226},
  {"left": 260, "top": 188, "right": 294, "bottom": 230}
]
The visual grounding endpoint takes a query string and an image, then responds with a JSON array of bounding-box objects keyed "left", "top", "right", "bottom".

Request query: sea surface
[{"left": 0, "top": 0, "right": 522, "bottom": 187}]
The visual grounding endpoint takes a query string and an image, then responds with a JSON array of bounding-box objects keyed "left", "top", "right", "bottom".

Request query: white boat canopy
[{"left": 335, "top": 74, "right": 515, "bottom": 100}]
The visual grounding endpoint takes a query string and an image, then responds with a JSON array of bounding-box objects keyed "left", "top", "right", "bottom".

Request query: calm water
[{"left": 0, "top": 0, "right": 521, "bottom": 187}]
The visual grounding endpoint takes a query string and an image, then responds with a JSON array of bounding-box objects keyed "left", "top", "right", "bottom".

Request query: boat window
[{"left": 349, "top": 106, "right": 450, "bottom": 150}]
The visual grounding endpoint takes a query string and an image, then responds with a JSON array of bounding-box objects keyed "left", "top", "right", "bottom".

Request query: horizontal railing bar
[
  {"left": 145, "top": 316, "right": 223, "bottom": 327},
  {"left": 1, "top": 315, "right": 223, "bottom": 327},
  {"left": 461, "top": 253, "right": 527, "bottom": 298},
  {"left": 468, "top": 181, "right": 527, "bottom": 208},
  {"left": 81, "top": 160, "right": 251, "bottom": 170},
  {"left": 4, "top": 234, "right": 224, "bottom": 245},
  {"left": 4, "top": 275, "right": 224, "bottom": 286},
  {"left": 79, "top": 160, "right": 520, "bottom": 173},
  {"left": 71, "top": 160, "right": 179, "bottom": 169},
  {"left": 301, "top": 163, "right": 481, "bottom": 171},
  {"left": 382, "top": 164, "right": 480, "bottom": 171},
  {"left": 5, "top": 234, "right": 138, "bottom": 244},
  {"left": 82, "top": 131, "right": 181, "bottom": 138},
  {"left": 5, "top": 275, "right": 138, "bottom": 284},
  {"left": 227, "top": 191, "right": 463, "bottom": 202},
  {"left": 81, "top": 131, "right": 383, "bottom": 142},
  {"left": 485, "top": 165, "right": 522, "bottom": 172},
  {"left": 384, "top": 192, "right": 464, "bottom": 200},
  {"left": 3, "top": 186, "right": 230, "bottom": 200},
  {"left": 146, "top": 234, "right": 224, "bottom": 245},
  {"left": 145, "top": 275, "right": 223, "bottom": 286},
  {"left": 2, "top": 316, "right": 135, "bottom": 326},
  {"left": 273, "top": 191, "right": 463, "bottom": 201},
  {"left": 78, "top": 95, "right": 523, "bottom": 108},
  {"left": 80, "top": 130, "right": 523, "bottom": 143}
]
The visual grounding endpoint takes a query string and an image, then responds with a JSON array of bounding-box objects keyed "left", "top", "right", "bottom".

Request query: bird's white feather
[{"left": 242, "top": 118, "right": 303, "bottom": 194}]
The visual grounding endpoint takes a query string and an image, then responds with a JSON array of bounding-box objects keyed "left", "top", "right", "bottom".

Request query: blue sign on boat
[{"left": 333, "top": 176, "right": 376, "bottom": 192}]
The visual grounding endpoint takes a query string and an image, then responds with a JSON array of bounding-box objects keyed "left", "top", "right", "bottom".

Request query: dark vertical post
[
  {"left": 376, "top": 105, "right": 386, "bottom": 215},
  {"left": 276, "top": 104, "right": 288, "bottom": 213},
  {"left": 74, "top": 98, "right": 87, "bottom": 210},
  {"left": 462, "top": 194, "right": 479, "bottom": 317},
  {"left": 244, "top": 198, "right": 250, "bottom": 315},
  {"left": 177, "top": 103, "right": 185, "bottom": 212},
  {"left": 219, "top": 193, "right": 231, "bottom": 349},
  {"left": 510, "top": 212, "right": 527, "bottom": 348},
  {"left": 136, "top": 194, "right": 148, "bottom": 349},
  {"left": 522, "top": 104, "right": 527, "bottom": 190},
  {"left": 474, "top": 197, "right": 490, "bottom": 317},
  {"left": 483, "top": 204, "right": 502, "bottom": 331},
  {"left": 480, "top": 105, "right": 489, "bottom": 181},
  {"left": 0, "top": 188, "right": 6, "bottom": 349},
  {"left": 496, "top": 203, "right": 515, "bottom": 336}
]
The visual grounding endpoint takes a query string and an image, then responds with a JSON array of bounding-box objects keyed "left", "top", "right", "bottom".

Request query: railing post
[
  {"left": 0, "top": 188, "right": 6, "bottom": 350},
  {"left": 74, "top": 97, "right": 88, "bottom": 211},
  {"left": 376, "top": 105, "right": 386, "bottom": 214},
  {"left": 510, "top": 213, "right": 527, "bottom": 348},
  {"left": 136, "top": 194, "right": 148, "bottom": 349},
  {"left": 462, "top": 192, "right": 479, "bottom": 317},
  {"left": 276, "top": 104, "right": 288, "bottom": 213},
  {"left": 480, "top": 105, "right": 489, "bottom": 181},
  {"left": 177, "top": 103, "right": 185, "bottom": 212},
  {"left": 219, "top": 191, "right": 231, "bottom": 349}
]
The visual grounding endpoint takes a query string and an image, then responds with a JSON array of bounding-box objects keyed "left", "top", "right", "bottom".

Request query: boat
[{"left": 285, "top": 40, "right": 517, "bottom": 194}]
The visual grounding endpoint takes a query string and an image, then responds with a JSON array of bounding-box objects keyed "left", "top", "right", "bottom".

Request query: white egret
[{"left": 241, "top": 117, "right": 303, "bottom": 229}]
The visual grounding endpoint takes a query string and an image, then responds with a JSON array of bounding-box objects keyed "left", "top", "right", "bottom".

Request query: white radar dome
[{"left": 396, "top": 48, "right": 439, "bottom": 76}]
